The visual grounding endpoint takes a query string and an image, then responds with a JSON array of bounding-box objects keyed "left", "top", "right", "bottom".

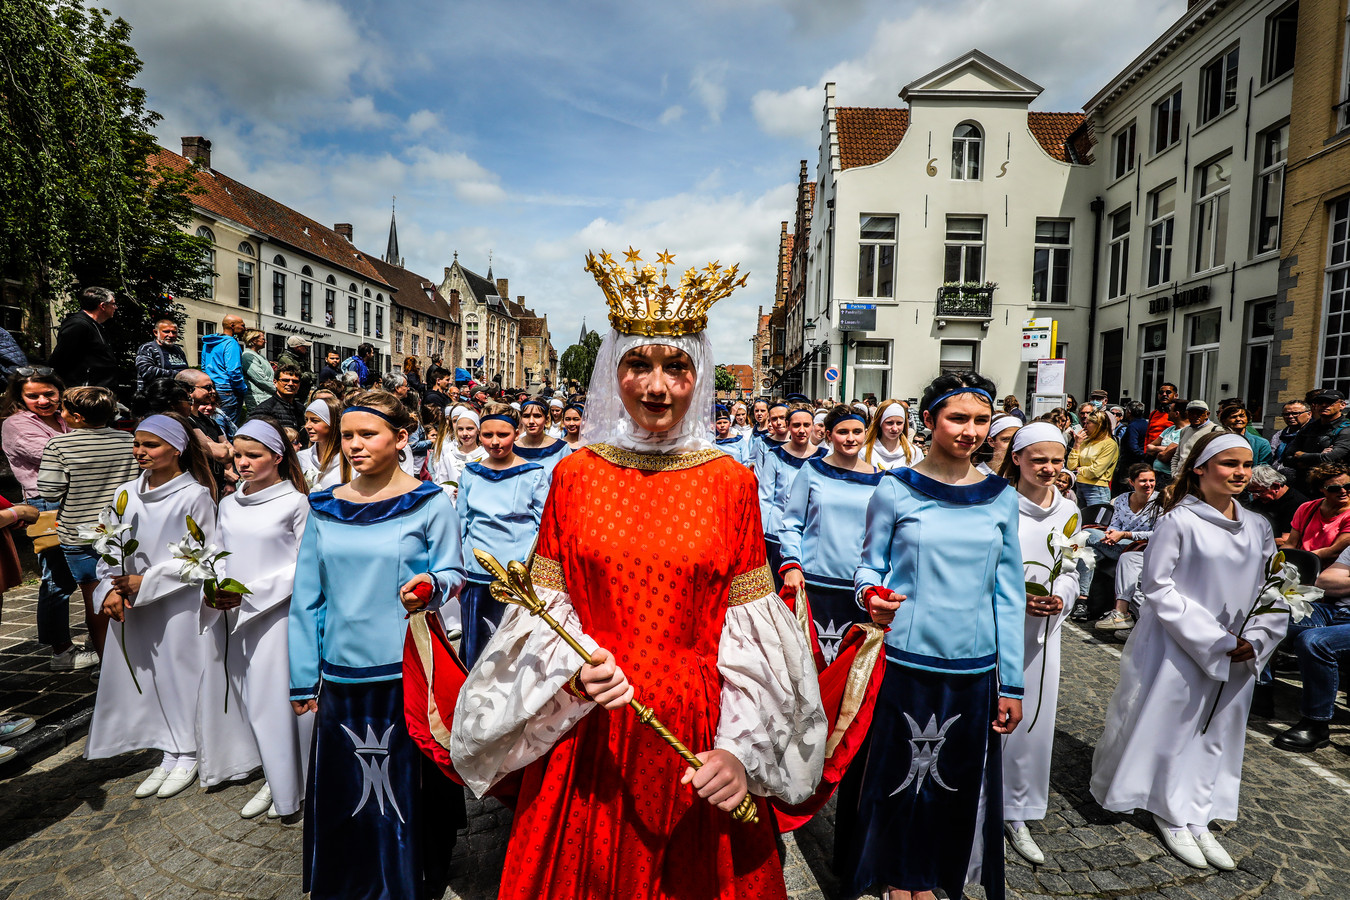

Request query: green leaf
[
  {"left": 216, "top": 551, "right": 232, "bottom": 559},
  {"left": 1025, "top": 581, "right": 1051, "bottom": 596},
  {"left": 115, "top": 490, "right": 128, "bottom": 517},
  {"left": 100, "top": 554, "right": 118, "bottom": 566},
  {"left": 1063, "top": 513, "right": 1080, "bottom": 536},
  {"left": 1023, "top": 560, "right": 1054, "bottom": 571},
  {"left": 218, "top": 578, "right": 252, "bottom": 595},
  {"left": 123, "top": 539, "right": 138, "bottom": 554},
  {"left": 186, "top": 515, "right": 205, "bottom": 544}
]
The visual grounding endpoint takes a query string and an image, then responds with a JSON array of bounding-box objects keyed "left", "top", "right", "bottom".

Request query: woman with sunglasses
[{"left": 1279, "top": 463, "right": 1350, "bottom": 565}]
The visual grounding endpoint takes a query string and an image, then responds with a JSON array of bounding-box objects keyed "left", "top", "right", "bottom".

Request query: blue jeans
[
  {"left": 61, "top": 544, "right": 100, "bottom": 584},
  {"left": 1078, "top": 530, "right": 1122, "bottom": 598},
  {"left": 1287, "top": 602, "right": 1350, "bottom": 721},
  {"left": 31, "top": 497, "right": 76, "bottom": 650},
  {"left": 1076, "top": 483, "right": 1111, "bottom": 508},
  {"left": 215, "top": 386, "right": 245, "bottom": 425}
]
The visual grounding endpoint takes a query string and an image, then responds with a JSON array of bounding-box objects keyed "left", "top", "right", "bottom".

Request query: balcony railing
[{"left": 935, "top": 283, "right": 997, "bottom": 319}]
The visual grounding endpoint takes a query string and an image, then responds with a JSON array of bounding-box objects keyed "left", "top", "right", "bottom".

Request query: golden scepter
[{"left": 473, "top": 549, "right": 759, "bottom": 825}]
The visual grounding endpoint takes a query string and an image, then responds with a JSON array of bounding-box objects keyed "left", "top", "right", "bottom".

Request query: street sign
[
  {"left": 1036, "top": 358, "right": 1067, "bottom": 395},
  {"left": 1021, "top": 317, "right": 1057, "bottom": 362},
  {"left": 839, "top": 303, "right": 877, "bottom": 331},
  {"left": 823, "top": 366, "right": 840, "bottom": 383}
]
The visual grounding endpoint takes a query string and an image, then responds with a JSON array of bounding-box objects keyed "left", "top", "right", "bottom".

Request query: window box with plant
[{"left": 936, "top": 282, "right": 998, "bottom": 318}]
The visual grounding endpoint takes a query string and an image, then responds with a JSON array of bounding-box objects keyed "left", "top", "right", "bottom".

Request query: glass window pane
[
  {"left": 877, "top": 246, "right": 895, "bottom": 297},
  {"left": 858, "top": 245, "right": 875, "bottom": 297},
  {"left": 1033, "top": 249, "right": 1049, "bottom": 303},
  {"left": 947, "top": 218, "right": 983, "bottom": 240},
  {"left": 944, "top": 246, "right": 962, "bottom": 282},
  {"left": 964, "top": 247, "right": 983, "bottom": 282},
  {"left": 860, "top": 216, "right": 896, "bottom": 240}
]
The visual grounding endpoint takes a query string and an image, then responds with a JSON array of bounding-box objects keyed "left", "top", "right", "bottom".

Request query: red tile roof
[
  {"left": 519, "top": 317, "right": 547, "bottom": 337},
  {"left": 835, "top": 108, "right": 1088, "bottom": 169},
  {"left": 150, "top": 146, "right": 393, "bottom": 288},
  {"left": 724, "top": 364, "right": 754, "bottom": 391},
  {"left": 367, "top": 256, "right": 453, "bottom": 322},
  {"left": 1027, "top": 112, "right": 1090, "bottom": 163},
  {"left": 836, "top": 108, "right": 910, "bottom": 169}
]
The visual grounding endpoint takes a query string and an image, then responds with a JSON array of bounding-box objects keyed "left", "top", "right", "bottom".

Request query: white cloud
[
  {"left": 752, "top": 0, "right": 1185, "bottom": 139},
  {"left": 659, "top": 105, "right": 685, "bottom": 126},
  {"left": 344, "top": 96, "right": 397, "bottom": 131},
  {"left": 691, "top": 64, "right": 729, "bottom": 125},
  {"left": 405, "top": 109, "right": 442, "bottom": 137}
]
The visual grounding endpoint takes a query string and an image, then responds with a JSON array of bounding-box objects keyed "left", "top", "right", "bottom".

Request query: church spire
[
  {"left": 383, "top": 197, "right": 401, "bottom": 267},
  {"left": 486, "top": 249, "right": 494, "bottom": 281},
  {"left": 579, "top": 317, "right": 590, "bottom": 342}
]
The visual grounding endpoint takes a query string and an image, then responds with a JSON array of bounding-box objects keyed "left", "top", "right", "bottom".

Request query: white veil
[{"left": 579, "top": 329, "right": 716, "bottom": 454}]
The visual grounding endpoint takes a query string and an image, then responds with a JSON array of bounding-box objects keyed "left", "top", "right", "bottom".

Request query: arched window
[
  {"left": 301, "top": 265, "right": 314, "bottom": 277},
  {"left": 326, "top": 274, "right": 336, "bottom": 284},
  {"left": 273, "top": 254, "right": 287, "bottom": 268},
  {"left": 952, "top": 123, "right": 983, "bottom": 181},
  {"left": 349, "top": 283, "right": 358, "bottom": 293},
  {"left": 195, "top": 226, "right": 215, "bottom": 243},
  {"left": 238, "top": 241, "right": 255, "bottom": 256},
  {"left": 364, "top": 288, "right": 372, "bottom": 298},
  {"left": 196, "top": 227, "right": 216, "bottom": 300}
]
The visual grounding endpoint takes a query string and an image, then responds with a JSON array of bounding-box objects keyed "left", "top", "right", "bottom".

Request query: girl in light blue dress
[
  {"left": 513, "top": 398, "right": 572, "bottom": 482},
  {"left": 758, "top": 405, "right": 823, "bottom": 589}
]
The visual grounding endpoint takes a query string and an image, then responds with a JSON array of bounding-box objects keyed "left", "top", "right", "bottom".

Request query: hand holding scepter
[{"left": 473, "top": 549, "right": 760, "bottom": 825}]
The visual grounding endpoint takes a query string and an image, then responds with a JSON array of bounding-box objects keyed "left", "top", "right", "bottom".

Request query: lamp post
[{"left": 802, "top": 318, "right": 817, "bottom": 399}]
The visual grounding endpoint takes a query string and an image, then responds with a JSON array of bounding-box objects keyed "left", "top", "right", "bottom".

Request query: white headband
[
  {"left": 235, "top": 419, "right": 287, "bottom": 456},
  {"left": 989, "top": 416, "right": 1022, "bottom": 438},
  {"left": 305, "top": 400, "right": 331, "bottom": 425},
  {"left": 852, "top": 402, "right": 869, "bottom": 414},
  {"left": 1011, "top": 421, "right": 1067, "bottom": 452},
  {"left": 456, "top": 409, "right": 481, "bottom": 427},
  {"left": 880, "top": 402, "right": 906, "bottom": 422},
  {"left": 813, "top": 412, "right": 827, "bottom": 425},
  {"left": 510, "top": 402, "right": 521, "bottom": 411},
  {"left": 548, "top": 398, "right": 564, "bottom": 409},
  {"left": 137, "top": 415, "right": 189, "bottom": 453},
  {"left": 1192, "top": 433, "right": 1251, "bottom": 468}
]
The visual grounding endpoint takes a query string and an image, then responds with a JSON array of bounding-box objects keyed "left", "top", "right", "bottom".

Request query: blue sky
[{"left": 104, "top": 0, "right": 1186, "bottom": 363}]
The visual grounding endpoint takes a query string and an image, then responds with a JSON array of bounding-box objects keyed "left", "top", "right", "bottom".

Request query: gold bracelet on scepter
[{"left": 473, "top": 549, "right": 760, "bottom": 826}]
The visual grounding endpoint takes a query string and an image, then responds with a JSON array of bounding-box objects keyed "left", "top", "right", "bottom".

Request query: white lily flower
[
  {"left": 1050, "top": 529, "right": 1096, "bottom": 569},
  {"left": 169, "top": 535, "right": 200, "bottom": 562}
]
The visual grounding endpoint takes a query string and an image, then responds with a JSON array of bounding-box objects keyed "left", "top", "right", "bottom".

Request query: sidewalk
[{"left": 0, "top": 581, "right": 98, "bottom": 768}]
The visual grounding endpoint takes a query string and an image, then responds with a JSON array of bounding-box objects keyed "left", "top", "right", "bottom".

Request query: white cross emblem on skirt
[
  {"left": 341, "top": 723, "right": 406, "bottom": 822},
  {"left": 891, "top": 712, "right": 960, "bottom": 796}
]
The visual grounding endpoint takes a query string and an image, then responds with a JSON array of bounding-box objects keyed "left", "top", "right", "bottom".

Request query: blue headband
[
  {"left": 520, "top": 399, "right": 547, "bottom": 412},
  {"left": 768, "top": 402, "right": 789, "bottom": 413},
  {"left": 834, "top": 413, "right": 867, "bottom": 428},
  {"left": 480, "top": 414, "right": 517, "bottom": 427},
  {"left": 565, "top": 403, "right": 585, "bottom": 414},
  {"left": 926, "top": 387, "right": 993, "bottom": 413},
  {"left": 342, "top": 405, "right": 399, "bottom": 426}
]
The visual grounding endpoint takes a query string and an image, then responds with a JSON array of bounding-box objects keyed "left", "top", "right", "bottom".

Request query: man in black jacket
[
  {"left": 49, "top": 286, "right": 120, "bottom": 389},
  {"left": 276, "top": 336, "right": 314, "bottom": 399},
  {"left": 316, "top": 349, "right": 342, "bottom": 388},
  {"left": 134, "top": 318, "right": 188, "bottom": 393},
  {"left": 248, "top": 365, "right": 307, "bottom": 435},
  {"left": 1286, "top": 388, "right": 1350, "bottom": 494}
]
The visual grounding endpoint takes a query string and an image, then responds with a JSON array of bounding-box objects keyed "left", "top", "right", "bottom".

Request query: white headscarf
[{"left": 580, "top": 329, "right": 715, "bottom": 454}]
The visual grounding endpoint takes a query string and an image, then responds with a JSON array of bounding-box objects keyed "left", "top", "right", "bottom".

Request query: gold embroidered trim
[
  {"left": 407, "top": 611, "right": 454, "bottom": 751},
  {"left": 587, "top": 443, "right": 726, "bottom": 472},
  {"left": 826, "top": 623, "right": 887, "bottom": 757},
  {"left": 531, "top": 555, "right": 566, "bottom": 592},
  {"left": 727, "top": 565, "right": 774, "bottom": 607}
]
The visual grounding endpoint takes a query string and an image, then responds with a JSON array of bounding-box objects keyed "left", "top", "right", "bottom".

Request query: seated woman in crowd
[
  {"left": 1219, "top": 403, "right": 1273, "bottom": 467},
  {"left": 1279, "top": 463, "right": 1350, "bottom": 566},
  {"left": 1082, "top": 463, "right": 1160, "bottom": 632}
]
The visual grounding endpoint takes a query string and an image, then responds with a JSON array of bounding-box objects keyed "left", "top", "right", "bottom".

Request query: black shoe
[
  {"left": 1069, "top": 599, "right": 1090, "bottom": 622},
  {"left": 1250, "top": 683, "right": 1275, "bottom": 719},
  {"left": 1273, "top": 718, "right": 1331, "bottom": 752}
]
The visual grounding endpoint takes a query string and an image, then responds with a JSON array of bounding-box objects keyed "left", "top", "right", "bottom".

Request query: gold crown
[{"left": 585, "top": 247, "right": 749, "bottom": 337}]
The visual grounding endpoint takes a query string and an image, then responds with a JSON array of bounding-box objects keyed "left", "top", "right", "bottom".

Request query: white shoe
[
  {"left": 50, "top": 646, "right": 100, "bottom": 671},
  {"left": 135, "top": 766, "right": 171, "bottom": 798},
  {"left": 1005, "top": 822, "right": 1045, "bottom": 864},
  {"left": 0, "top": 745, "right": 15, "bottom": 764},
  {"left": 156, "top": 763, "right": 198, "bottom": 798},
  {"left": 266, "top": 803, "right": 280, "bottom": 819},
  {"left": 1193, "top": 831, "right": 1235, "bottom": 870},
  {"left": 1154, "top": 815, "right": 1207, "bottom": 868},
  {"left": 240, "top": 783, "right": 272, "bottom": 818}
]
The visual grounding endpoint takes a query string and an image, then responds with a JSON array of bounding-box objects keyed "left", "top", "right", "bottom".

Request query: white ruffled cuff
[
  {"left": 449, "top": 585, "right": 598, "bottom": 797},
  {"left": 713, "top": 591, "right": 826, "bottom": 804}
]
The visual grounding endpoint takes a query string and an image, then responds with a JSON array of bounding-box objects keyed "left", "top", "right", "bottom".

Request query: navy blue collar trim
[
  {"left": 466, "top": 461, "right": 542, "bottom": 481},
  {"left": 888, "top": 466, "right": 1008, "bottom": 504},
  {"left": 715, "top": 435, "right": 744, "bottom": 445},
  {"left": 810, "top": 455, "right": 882, "bottom": 485},
  {"left": 309, "top": 480, "right": 442, "bottom": 523},
  {"left": 513, "top": 440, "right": 566, "bottom": 460},
  {"left": 771, "top": 444, "right": 827, "bottom": 468}
]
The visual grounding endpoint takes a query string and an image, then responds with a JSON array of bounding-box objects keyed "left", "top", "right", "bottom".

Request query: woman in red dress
[{"left": 449, "top": 251, "right": 825, "bottom": 899}]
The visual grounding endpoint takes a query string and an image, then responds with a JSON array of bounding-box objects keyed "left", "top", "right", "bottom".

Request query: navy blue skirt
[
  {"left": 844, "top": 661, "right": 1005, "bottom": 900},
  {"left": 460, "top": 581, "right": 507, "bottom": 669},
  {"left": 805, "top": 582, "right": 869, "bottom": 667},
  {"left": 304, "top": 677, "right": 464, "bottom": 900},
  {"left": 765, "top": 538, "right": 784, "bottom": 592}
]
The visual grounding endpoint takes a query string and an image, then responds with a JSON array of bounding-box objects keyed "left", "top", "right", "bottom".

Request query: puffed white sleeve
[
  {"left": 448, "top": 575, "right": 598, "bottom": 797},
  {"left": 712, "top": 474, "right": 826, "bottom": 804}
]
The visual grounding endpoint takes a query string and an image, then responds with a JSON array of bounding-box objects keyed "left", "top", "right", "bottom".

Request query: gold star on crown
[{"left": 585, "top": 248, "right": 749, "bottom": 337}]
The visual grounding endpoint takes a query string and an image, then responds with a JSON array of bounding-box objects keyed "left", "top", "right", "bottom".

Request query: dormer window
[{"left": 952, "top": 123, "right": 983, "bottom": 180}]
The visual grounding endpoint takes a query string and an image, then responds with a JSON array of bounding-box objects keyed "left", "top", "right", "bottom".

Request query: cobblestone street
[{"left": 2, "top": 586, "right": 1348, "bottom": 899}]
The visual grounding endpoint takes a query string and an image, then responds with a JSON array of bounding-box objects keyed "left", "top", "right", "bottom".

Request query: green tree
[
  {"left": 714, "top": 365, "right": 737, "bottom": 394},
  {"left": 559, "top": 329, "right": 604, "bottom": 388},
  {"left": 1, "top": 0, "right": 213, "bottom": 380}
]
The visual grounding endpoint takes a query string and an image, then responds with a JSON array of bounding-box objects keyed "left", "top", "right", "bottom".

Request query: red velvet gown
[{"left": 501, "top": 443, "right": 786, "bottom": 900}]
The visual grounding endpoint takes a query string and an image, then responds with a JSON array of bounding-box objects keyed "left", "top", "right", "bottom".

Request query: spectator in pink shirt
[
  {"left": 1281, "top": 463, "right": 1350, "bottom": 566},
  {"left": 0, "top": 369, "right": 96, "bottom": 670}
]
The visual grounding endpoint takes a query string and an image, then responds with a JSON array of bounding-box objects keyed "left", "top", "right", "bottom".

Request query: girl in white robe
[
  {"left": 197, "top": 419, "right": 314, "bottom": 818},
  {"left": 299, "top": 397, "right": 344, "bottom": 491},
  {"left": 429, "top": 407, "right": 486, "bottom": 493},
  {"left": 1091, "top": 432, "right": 1283, "bottom": 871},
  {"left": 86, "top": 413, "right": 218, "bottom": 801},
  {"left": 998, "top": 422, "right": 1080, "bottom": 865}
]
